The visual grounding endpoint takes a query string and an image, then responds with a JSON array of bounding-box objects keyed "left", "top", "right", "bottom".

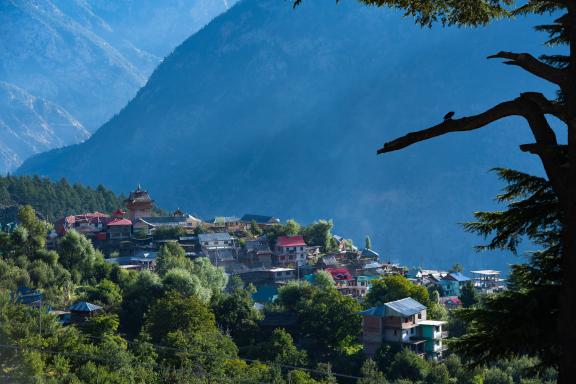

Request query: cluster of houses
[
  {"left": 35, "top": 185, "right": 509, "bottom": 361},
  {"left": 48, "top": 185, "right": 409, "bottom": 301},
  {"left": 407, "top": 268, "right": 506, "bottom": 296}
]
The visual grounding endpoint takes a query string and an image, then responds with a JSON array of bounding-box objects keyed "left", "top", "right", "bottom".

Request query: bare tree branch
[
  {"left": 377, "top": 98, "right": 529, "bottom": 154},
  {"left": 520, "top": 92, "right": 568, "bottom": 123},
  {"left": 487, "top": 51, "right": 567, "bottom": 85},
  {"left": 377, "top": 93, "right": 570, "bottom": 200}
]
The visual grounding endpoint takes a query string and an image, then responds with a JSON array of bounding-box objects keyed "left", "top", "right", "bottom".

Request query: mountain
[
  {"left": 18, "top": 0, "right": 554, "bottom": 270},
  {"left": 0, "top": 81, "right": 89, "bottom": 172},
  {"left": 0, "top": 0, "right": 236, "bottom": 173}
]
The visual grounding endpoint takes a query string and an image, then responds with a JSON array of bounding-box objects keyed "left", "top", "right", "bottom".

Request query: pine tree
[
  {"left": 365, "top": 235, "right": 372, "bottom": 250},
  {"left": 358, "top": 359, "right": 387, "bottom": 384},
  {"left": 459, "top": 281, "right": 479, "bottom": 309},
  {"left": 452, "top": 169, "right": 560, "bottom": 370}
]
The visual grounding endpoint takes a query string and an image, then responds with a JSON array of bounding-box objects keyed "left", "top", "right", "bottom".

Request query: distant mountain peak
[
  {"left": 0, "top": 0, "right": 239, "bottom": 173},
  {"left": 0, "top": 81, "right": 89, "bottom": 173}
]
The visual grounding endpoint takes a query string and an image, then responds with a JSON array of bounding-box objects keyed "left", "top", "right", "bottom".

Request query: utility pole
[{"left": 38, "top": 299, "right": 42, "bottom": 337}]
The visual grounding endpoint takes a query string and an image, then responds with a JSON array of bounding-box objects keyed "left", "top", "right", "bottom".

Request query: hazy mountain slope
[
  {"left": 0, "top": 82, "right": 89, "bottom": 174},
  {"left": 18, "top": 0, "right": 554, "bottom": 270},
  {"left": 0, "top": 0, "right": 235, "bottom": 172}
]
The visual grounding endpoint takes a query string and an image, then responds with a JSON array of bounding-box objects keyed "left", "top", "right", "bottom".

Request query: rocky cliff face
[
  {"left": 18, "top": 0, "right": 551, "bottom": 269},
  {"left": 0, "top": 81, "right": 88, "bottom": 173},
  {"left": 0, "top": 0, "right": 235, "bottom": 172}
]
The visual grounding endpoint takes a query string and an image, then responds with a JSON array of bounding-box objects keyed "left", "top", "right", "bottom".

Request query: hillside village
[
  {"left": 0, "top": 171, "right": 557, "bottom": 383},
  {"left": 19, "top": 185, "right": 507, "bottom": 361}
]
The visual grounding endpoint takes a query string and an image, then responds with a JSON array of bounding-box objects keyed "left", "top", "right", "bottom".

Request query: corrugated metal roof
[
  {"left": 198, "top": 232, "right": 233, "bottom": 242},
  {"left": 359, "top": 306, "right": 388, "bottom": 316},
  {"left": 446, "top": 272, "right": 471, "bottom": 282},
  {"left": 140, "top": 216, "right": 187, "bottom": 224},
  {"left": 360, "top": 297, "right": 426, "bottom": 317},
  {"left": 385, "top": 297, "right": 426, "bottom": 316},
  {"left": 107, "top": 218, "right": 132, "bottom": 226},
  {"left": 276, "top": 235, "right": 306, "bottom": 247},
  {"left": 69, "top": 301, "right": 102, "bottom": 313},
  {"left": 362, "top": 248, "right": 380, "bottom": 258},
  {"left": 209, "top": 216, "right": 240, "bottom": 224}
]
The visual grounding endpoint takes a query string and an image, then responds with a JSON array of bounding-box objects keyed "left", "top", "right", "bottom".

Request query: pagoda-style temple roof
[{"left": 125, "top": 185, "right": 154, "bottom": 205}]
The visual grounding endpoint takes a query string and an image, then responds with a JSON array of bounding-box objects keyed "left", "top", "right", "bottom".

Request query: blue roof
[
  {"left": 362, "top": 248, "right": 380, "bottom": 258},
  {"left": 17, "top": 292, "right": 43, "bottom": 305},
  {"left": 447, "top": 272, "right": 471, "bottom": 282},
  {"left": 252, "top": 284, "right": 278, "bottom": 303},
  {"left": 360, "top": 297, "right": 426, "bottom": 317},
  {"left": 359, "top": 306, "right": 388, "bottom": 316},
  {"left": 209, "top": 216, "right": 240, "bottom": 224},
  {"left": 69, "top": 301, "right": 102, "bottom": 313}
]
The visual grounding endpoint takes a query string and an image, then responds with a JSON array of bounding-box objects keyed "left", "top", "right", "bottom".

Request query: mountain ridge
[
  {"left": 0, "top": 0, "right": 236, "bottom": 173},
  {"left": 18, "top": 0, "right": 552, "bottom": 270}
]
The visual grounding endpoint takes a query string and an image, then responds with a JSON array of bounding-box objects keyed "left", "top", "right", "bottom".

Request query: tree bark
[{"left": 557, "top": 3, "right": 576, "bottom": 382}]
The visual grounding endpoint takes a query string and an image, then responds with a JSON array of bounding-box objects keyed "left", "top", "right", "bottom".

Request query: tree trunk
[
  {"left": 557, "top": 4, "right": 576, "bottom": 381},
  {"left": 559, "top": 206, "right": 576, "bottom": 384}
]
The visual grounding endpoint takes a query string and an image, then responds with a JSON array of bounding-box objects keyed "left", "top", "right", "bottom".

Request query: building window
[
  {"left": 418, "top": 313, "right": 422, "bottom": 319},
  {"left": 393, "top": 330, "right": 397, "bottom": 336}
]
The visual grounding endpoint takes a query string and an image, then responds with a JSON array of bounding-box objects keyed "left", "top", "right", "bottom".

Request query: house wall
[
  {"left": 109, "top": 227, "right": 131, "bottom": 240},
  {"left": 276, "top": 245, "right": 307, "bottom": 266},
  {"left": 128, "top": 206, "right": 152, "bottom": 219},
  {"left": 362, "top": 316, "right": 383, "bottom": 356}
]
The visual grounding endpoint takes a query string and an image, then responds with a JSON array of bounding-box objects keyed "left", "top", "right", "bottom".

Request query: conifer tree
[
  {"left": 365, "top": 235, "right": 372, "bottom": 250},
  {"left": 453, "top": 169, "right": 561, "bottom": 370},
  {"left": 295, "top": 1, "right": 576, "bottom": 380}
]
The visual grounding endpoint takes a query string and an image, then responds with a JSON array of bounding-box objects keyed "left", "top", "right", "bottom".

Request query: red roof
[
  {"left": 325, "top": 268, "right": 353, "bottom": 281},
  {"left": 445, "top": 297, "right": 462, "bottom": 305},
  {"left": 276, "top": 235, "right": 306, "bottom": 247},
  {"left": 112, "top": 209, "right": 126, "bottom": 217},
  {"left": 107, "top": 218, "right": 132, "bottom": 227}
]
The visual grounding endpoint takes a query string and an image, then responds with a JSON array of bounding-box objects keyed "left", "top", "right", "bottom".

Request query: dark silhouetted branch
[
  {"left": 377, "top": 99, "right": 525, "bottom": 154},
  {"left": 487, "top": 51, "right": 567, "bottom": 85},
  {"left": 377, "top": 93, "right": 570, "bottom": 201}
]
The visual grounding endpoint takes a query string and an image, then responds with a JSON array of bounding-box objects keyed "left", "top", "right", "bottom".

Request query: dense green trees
[
  {"left": 453, "top": 169, "right": 561, "bottom": 369},
  {"left": 262, "top": 219, "right": 339, "bottom": 253},
  {"left": 0, "top": 175, "right": 124, "bottom": 223},
  {"left": 459, "top": 281, "right": 479, "bottom": 308},
  {"left": 0, "top": 206, "right": 561, "bottom": 383},
  {"left": 211, "top": 287, "right": 262, "bottom": 346},
  {"left": 301, "top": 220, "right": 338, "bottom": 253},
  {"left": 155, "top": 242, "right": 228, "bottom": 303},
  {"left": 358, "top": 359, "right": 387, "bottom": 384},
  {"left": 365, "top": 274, "right": 429, "bottom": 308},
  {"left": 276, "top": 280, "right": 362, "bottom": 354},
  {"left": 57, "top": 230, "right": 99, "bottom": 278}
]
